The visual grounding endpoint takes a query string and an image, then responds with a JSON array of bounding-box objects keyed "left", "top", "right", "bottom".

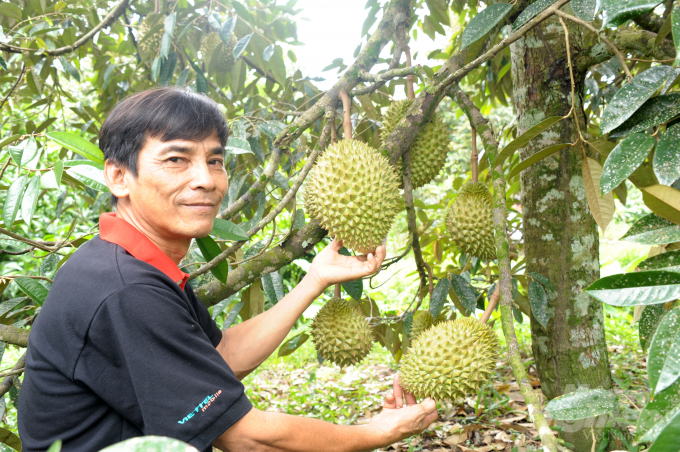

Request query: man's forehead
[{"left": 144, "top": 135, "right": 225, "bottom": 155}]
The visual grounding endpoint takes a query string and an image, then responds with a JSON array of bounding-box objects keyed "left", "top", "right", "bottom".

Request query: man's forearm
[
  {"left": 213, "top": 409, "right": 388, "bottom": 452},
  {"left": 218, "top": 274, "right": 325, "bottom": 378}
]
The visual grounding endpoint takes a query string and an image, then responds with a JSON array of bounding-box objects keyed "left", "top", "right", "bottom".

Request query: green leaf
[
  {"left": 46, "top": 131, "right": 104, "bottom": 164},
  {"left": 508, "top": 143, "right": 570, "bottom": 179},
  {"left": 277, "top": 332, "right": 309, "bottom": 358},
  {"left": 262, "top": 271, "right": 284, "bottom": 303},
  {"left": 641, "top": 184, "right": 680, "bottom": 225},
  {"left": 512, "top": 0, "right": 556, "bottom": 30},
  {"left": 263, "top": 44, "right": 275, "bottom": 62},
  {"left": 654, "top": 123, "right": 680, "bottom": 185},
  {"left": 0, "top": 426, "right": 21, "bottom": 451},
  {"left": 21, "top": 136, "right": 40, "bottom": 167},
  {"left": 610, "top": 92, "right": 680, "bottom": 138},
  {"left": 0, "top": 134, "right": 20, "bottom": 151},
  {"left": 585, "top": 271, "right": 680, "bottom": 306},
  {"left": 194, "top": 67, "right": 208, "bottom": 93},
  {"left": 621, "top": 213, "right": 680, "bottom": 245},
  {"left": 639, "top": 250, "right": 680, "bottom": 272},
  {"left": 223, "top": 301, "right": 243, "bottom": 328},
  {"left": 494, "top": 116, "right": 563, "bottom": 168},
  {"left": 164, "top": 12, "right": 176, "bottom": 35},
  {"left": 20, "top": 176, "right": 40, "bottom": 229},
  {"left": 600, "top": 0, "right": 662, "bottom": 28},
  {"left": 545, "top": 389, "right": 618, "bottom": 420},
  {"left": 528, "top": 280, "right": 549, "bottom": 327},
  {"left": 220, "top": 16, "right": 237, "bottom": 44},
  {"left": 526, "top": 271, "right": 555, "bottom": 295},
  {"left": 0, "top": 3, "right": 22, "bottom": 20},
  {"left": 160, "top": 32, "right": 172, "bottom": 59},
  {"left": 63, "top": 160, "right": 104, "bottom": 170},
  {"left": 2, "top": 175, "right": 27, "bottom": 231},
  {"left": 226, "top": 136, "right": 253, "bottom": 155},
  {"left": 648, "top": 308, "right": 680, "bottom": 394},
  {"left": 58, "top": 56, "right": 80, "bottom": 82},
  {"left": 461, "top": 3, "right": 512, "bottom": 47},
  {"left": 211, "top": 293, "right": 237, "bottom": 319},
  {"left": 571, "top": 0, "right": 597, "bottom": 21},
  {"left": 151, "top": 57, "right": 161, "bottom": 82},
  {"left": 175, "top": 67, "right": 190, "bottom": 86},
  {"left": 600, "top": 133, "right": 655, "bottom": 194},
  {"left": 14, "top": 276, "right": 49, "bottom": 305},
  {"left": 66, "top": 165, "right": 109, "bottom": 192},
  {"left": 195, "top": 236, "right": 229, "bottom": 283},
  {"left": 100, "top": 436, "right": 198, "bottom": 452},
  {"left": 674, "top": 2, "right": 680, "bottom": 67},
  {"left": 342, "top": 279, "right": 363, "bottom": 300},
  {"left": 640, "top": 304, "right": 668, "bottom": 352},
  {"left": 233, "top": 33, "right": 253, "bottom": 59},
  {"left": 642, "top": 403, "right": 680, "bottom": 449},
  {"left": 46, "top": 439, "right": 62, "bottom": 452},
  {"left": 159, "top": 52, "right": 177, "bottom": 86},
  {"left": 211, "top": 218, "right": 248, "bottom": 241},
  {"left": 636, "top": 378, "right": 680, "bottom": 441},
  {"left": 430, "top": 277, "right": 451, "bottom": 319},
  {"left": 54, "top": 160, "right": 63, "bottom": 186},
  {"left": 601, "top": 66, "right": 677, "bottom": 134},
  {"left": 449, "top": 274, "right": 478, "bottom": 313}
]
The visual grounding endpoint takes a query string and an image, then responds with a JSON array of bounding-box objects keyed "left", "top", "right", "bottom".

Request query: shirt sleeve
[
  {"left": 75, "top": 283, "right": 252, "bottom": 450},
  {"left": 184, "top": 283, "right": 223, "bottom": 347}
]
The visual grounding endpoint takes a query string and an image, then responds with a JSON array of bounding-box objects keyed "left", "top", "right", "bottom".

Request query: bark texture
[{"left": 510, "top": 13, "right": 613, "bottom": 451}]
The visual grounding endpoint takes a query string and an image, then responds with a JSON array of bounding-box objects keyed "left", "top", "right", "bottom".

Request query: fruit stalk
[
  {"left": 339, "top": 91, "right": 352, "bottom": 139},
  {"left": 405, "top": 46, "right": 415, "bottom": 100},
  {"left": 471, "top": 128, "right": 478, "bottom": 183}
]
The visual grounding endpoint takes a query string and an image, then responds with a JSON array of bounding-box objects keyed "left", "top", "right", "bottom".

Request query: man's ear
[{"left": 104, "top": 160, "right": 130, "bottom": 200}]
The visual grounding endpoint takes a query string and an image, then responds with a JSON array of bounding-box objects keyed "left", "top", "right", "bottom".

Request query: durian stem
[
  {"left": 339, "top": 91, "right": 352, "bottom": 139},
  {"left": 471, "top": 128, "right": 478, "bottom": 183},
  {"left": 480, "top": 284, "right": 499, "bottom": 324},
  {"left": 405, "top": 46, "right": 415, "bottom": 100},
  {"left": 450, "top": 85, "right": 562, "bottom": 452},
  {"left": 334, "top": 283, "right": 341, "bottom": 299}
]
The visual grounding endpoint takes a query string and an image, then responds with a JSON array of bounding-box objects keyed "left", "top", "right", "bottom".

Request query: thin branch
[
  {"left": 404, "top": 46, "right": 415, "bottom": 100},
  {"left": 0, "top": 228, "right": 57, "bottom": 252},
  {"left": 401, "top": 150, "right": 428, "bottom": 300},
  {"left": 339, "top": 91, "right": 352, "bottom": 139},
  {"left": 218, "top": 147, "right": 284, "bottom": 220},
  {"left": 480, "top": 284, "right": 499, "bottom": 324},
  {"left": 471, "top": 128, "right": 478, "bottom": 183},
  {"left": 0, "top": 352, "right": 26, "bottom": 398},
  {"left": 0, "top": 64, "right": 26, "bottom": 111},
  {"left": 555, "top": 10, "right": 633, "bottom": 81},
  {"left": 271, "top": 106, "right": 304, "bottom": 116}
]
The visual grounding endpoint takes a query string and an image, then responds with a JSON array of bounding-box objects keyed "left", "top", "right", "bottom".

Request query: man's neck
[{"left": 114, "top": 205, "right": 190, "bottom": 266}]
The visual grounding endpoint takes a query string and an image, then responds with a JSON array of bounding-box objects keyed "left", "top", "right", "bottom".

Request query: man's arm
[
  {"left": 217, "top": 239, "right": 386, "bottom": 379},
  {"left": 212, "top": 376, "right": 438, "bottom": 452}
]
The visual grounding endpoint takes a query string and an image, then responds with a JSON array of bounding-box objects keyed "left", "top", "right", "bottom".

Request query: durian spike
[
  {"left": 339, "top": 91, "right": 352, "bottom": 139},
  {"left": 471, "top": 128, "right": 478, "bottom": 183},
  {"left": 480, "top": 283, "right": 499, "bottom": 324}
]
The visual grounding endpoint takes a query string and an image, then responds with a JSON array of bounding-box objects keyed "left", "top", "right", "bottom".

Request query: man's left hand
[{"left": 306, "top": 238, "right": 386, "bottom": 290}]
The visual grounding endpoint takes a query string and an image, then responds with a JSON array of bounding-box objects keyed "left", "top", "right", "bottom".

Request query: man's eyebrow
[{"left": 158, "top": 145, "right": 225, "bottom": 156}]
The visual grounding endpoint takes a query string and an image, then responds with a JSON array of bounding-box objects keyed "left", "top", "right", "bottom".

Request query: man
[{"left": 18, "top": 87, "right": 437, "bottom": 451}]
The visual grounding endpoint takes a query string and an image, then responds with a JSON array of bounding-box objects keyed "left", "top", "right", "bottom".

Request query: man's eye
[
  {"left": 168, "top": 157, "right": 182, "bottom": 163},
  {"left": 209, "top": 159, "right": 224, "bottom": 166}
]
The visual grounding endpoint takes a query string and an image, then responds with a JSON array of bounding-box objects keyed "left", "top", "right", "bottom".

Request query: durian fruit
[
  {"left": 446, "top": 181, "right": 496, "bottom": 260},
  {"left": 200, "top": 32, "right": 237, "bottom": 75},
  {"left": 311, "top": 298, "right": 374, "bottom": 367},
  {"left": 400, "top": 317, "right": 499, "bottom": 401},
  {"left": 380, "top": 99, "right": 449, "bottom": 188},
  {"left": 409, "top": 309, "right": 450, "bottom": 340},
  {"left": 137, "top": 13, "right": 165, "bottom": 60},
  {"left": 304, "top": 139, "right": 401, "bottom": 254}
]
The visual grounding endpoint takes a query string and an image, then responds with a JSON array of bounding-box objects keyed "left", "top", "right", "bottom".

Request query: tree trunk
[{"left": 510, "top": 14, "right": 613, "bottom": 451}]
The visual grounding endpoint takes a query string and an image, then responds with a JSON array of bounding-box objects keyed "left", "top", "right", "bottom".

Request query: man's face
[{"left": 119, "top": 131, "right": 228, "bottom": 240}]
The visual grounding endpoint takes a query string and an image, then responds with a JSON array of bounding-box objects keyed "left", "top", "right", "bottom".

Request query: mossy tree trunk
[{"left": 510, "top": 14, "right": 613, "bottom": 451}]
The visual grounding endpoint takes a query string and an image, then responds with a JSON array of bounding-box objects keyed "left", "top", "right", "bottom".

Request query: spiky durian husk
[
  {"left": 138, "top": 13, "right": 165, "bottom": 60},
  {"left": 311, "top": 298, "right": 374, "bottom": 367},
  {"left": 380, "top": 99, "right": 449, "bottom": 188},
  {"left": 409, "top": 311, "right": 434, "bottom": 339},
  {"left": 400, "top": 317, "right": 499, "bottom": 401},
  {"left": 200, "top": 32, "right": 237, "bottom": 75},
  {"left": 304, "top": 139, "right": 401, "bottom": 254},
  {"left": 446, "top": 181, "right": 496, "bottom": 260}
]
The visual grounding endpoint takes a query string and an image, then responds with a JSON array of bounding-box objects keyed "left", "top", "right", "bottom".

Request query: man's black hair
[{"left": 99, "top": 87, "right": 229, "bottom": 206}]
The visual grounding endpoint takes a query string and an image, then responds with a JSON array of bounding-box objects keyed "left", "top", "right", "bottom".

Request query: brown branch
[
  {"left": 401, "top": 150, "right": 428, "bottom": 296},
  {"left": 0, "top": 324, "right": 29, "bottom": 347},
  {"left": 0, "top": 228, "right": 58, "bottom": 252},
  {"left": 0, "top": 0, "right": 129, "bottom": 57},
  {"left": 217, "top": 147, "right": 284, "bottom": 220},
  {"left": 471, "top": 128, "right": 478, "bottom": 183},
  {"left": 339, "top": 91, "right": 352, "bottom": 139},
  {"left": 0, "top": 64, "right": 25, "bottom": 111},
  {"left": 405, "top": 46, "right": 415, "bottom": 100},
  {"left": 555, "top": 10, "right": 633, "bottom": 81},
  {"left": 271, "top": 106, "right": 304, "bottom": 116},
  {"left": 0, "top": 352, "right": 26, "bottom": 398},
  {"left": 480, "top": 284, "right": 499, "bottom": 324}
]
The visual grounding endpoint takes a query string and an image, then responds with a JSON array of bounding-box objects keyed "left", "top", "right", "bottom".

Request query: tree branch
[
  {"left": 0, "top": 352, "right": 25, "bottom": 398},
  {"left": 401, "top": 151, "right": 428, "bottom": 297},
  {"left": 0, "top": 325, "right": 29, "bottom": 347},
  {"left": 450, "top": 85, "right": 561, "bottom": 452},
  {"left": 0, "top": 64, "right": 25, "bottom": 111}
]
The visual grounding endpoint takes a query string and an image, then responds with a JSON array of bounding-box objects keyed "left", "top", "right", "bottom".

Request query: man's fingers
[
  {"left": 383, "top": 392, "right": 396, "bottom": 410},
  {"left": 393, "top": 373, "right": 404, "bottom": 408},
  {"left": 330, "top": 238, "right": 343, "bottom": 251},
  {"left": 404, "top": 390, "right": 417, "bottom": 406},
  {"left": 375, "top": 244, "right": 386, "bottom": 264}
]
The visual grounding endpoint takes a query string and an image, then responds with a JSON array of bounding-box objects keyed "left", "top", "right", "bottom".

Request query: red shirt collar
[{"left": 99, "top": 212, "right": 189, "bottom": 290}]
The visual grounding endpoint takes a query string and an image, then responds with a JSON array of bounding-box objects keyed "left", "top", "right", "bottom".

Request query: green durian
[
  {"left": 200, "top": 32, "right": 237, "bottom": 75},
  {"left": 409, "top": 309, "right": 451, "bottom": 340},
  {"left": 446, "top": 181, "right": 496, "bottom": 260},
  {"left": 304, "top": 139, "right": 401, "bottom": 254},
  {"left": 137, "top": 13, "right": 165, "bottom": 60},
  {"left": 311, "top": 298, "right": 374, "bottom": 367},
  {"left": 400, "top": 317, "right": 499, "bottom": 401},
  {"left": 380, "top": 99, "right": 449, "bottom": 188}
]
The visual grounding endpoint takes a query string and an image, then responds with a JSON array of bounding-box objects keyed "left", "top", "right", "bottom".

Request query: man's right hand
[{"left": 364, "top": 373, "right": 439, "bottom": 444}]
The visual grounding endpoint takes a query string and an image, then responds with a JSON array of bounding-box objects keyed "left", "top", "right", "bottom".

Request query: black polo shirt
[{"left": 18, "top": 213, "right": 252, "bottom": 451}]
